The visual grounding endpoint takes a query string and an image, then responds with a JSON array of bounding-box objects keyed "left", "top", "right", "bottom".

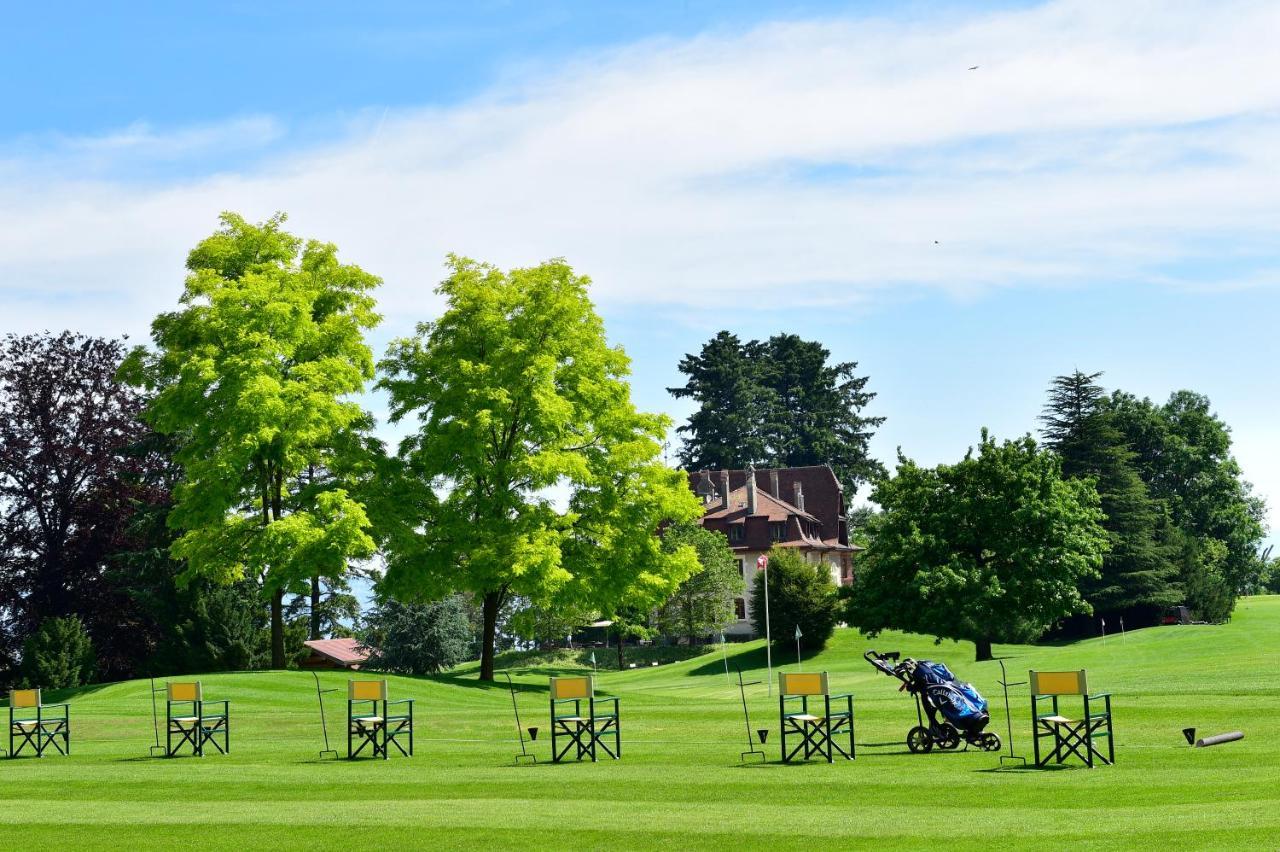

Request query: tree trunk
[
  {"left": 271, "top": 587, "right": 286, "bottom": 668},
  {"left": 975, "top": 637, "right": 993, "bottom": 662},
  {"left": 479, "top": 590, "right": 501, "bottom": 681},
  {"left": 309, "top": 575, "right": 321, "bottom": 640},
  {"left": 616, "top": 631, "right": 625, "bottom": 670}
]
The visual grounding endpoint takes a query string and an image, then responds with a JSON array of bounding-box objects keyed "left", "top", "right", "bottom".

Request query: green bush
[
  {"left": 360, "top": 595, "right": 473, "bottom": 675},
  {"left": 21, "top": 616, "right": 96, "bottom": 688},
  {"left": 750, "top": 548, "right": 840, "bottom": 652}
]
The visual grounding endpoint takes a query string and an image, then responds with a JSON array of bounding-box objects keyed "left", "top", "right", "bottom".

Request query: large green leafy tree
[
  {"left": 121, "top": 213, "right": 380, "bottom": 668},
  {"left": 1041, "top": 371, "right": 1180, "bottom": 621},
  {"left": 376, "top": 256, "right": 703, "bottom": 681},
  {"left": 1104, "top": 390, "right": 1267, "bottom": 619},
  {"left": 654, "top": 522, "right": 742, "bottom": 644},
  {"left": 848, "top": 431, "right": 1108, "bottom": 661},
  {"left": 670, "top": 331, "right": 884, "bottom": 497}
]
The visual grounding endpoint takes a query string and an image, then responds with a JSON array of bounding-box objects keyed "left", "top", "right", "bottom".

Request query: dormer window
[
  {"left": 770, "top": 522, "right": 786, "bottom": 542},
  {"left": 728, "top": 525, "right": 744, "bottom": 543}
]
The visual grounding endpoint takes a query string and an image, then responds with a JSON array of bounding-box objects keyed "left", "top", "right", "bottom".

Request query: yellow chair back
[
  {"left": 168, "top": 682, "right": 202, "bottom": 702},
  {"left": 10, "top": 688, "right": 41, "bottom": 709},
  {"left": 349, "top": 680, "right": 388, "bottom": 701},
  {"left": 779, "top": 672, "right": 829, "bottom": 696},
  {"left": 1030, "top": 670, "right": 1088, "bottom": 696},
  {"left": 550, "top": 676, "right": 592, "bottom": 701}
]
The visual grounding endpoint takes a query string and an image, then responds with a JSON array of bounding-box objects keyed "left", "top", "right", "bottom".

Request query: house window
[
  {"left": 728, "top": 525, "right": 744, "bottom": 543},
  {"left": 735, "top": 558, "right": 744, "bottom": 578},
  {"left": 770, "top": 522, "right": 786, "bottom": 542},
  {"left": 734, "top": 598, "right": 747, "bottom": 620}
]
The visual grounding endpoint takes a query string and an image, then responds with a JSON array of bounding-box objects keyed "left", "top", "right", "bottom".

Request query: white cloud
[{"left": 0, "top": 0, "right": 1277, "bottom": 539}]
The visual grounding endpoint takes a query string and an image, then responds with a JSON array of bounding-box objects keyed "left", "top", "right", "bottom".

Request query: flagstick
[
  {"left": 1100, "top": 618, "right": 1106, "bottom": 646},
  {"left": 1120, "top": 616, "right": 1126, "bottom": 645},
  {"left": 762, "top": 556, "right": 773, "bottom": 698},
  {"left": 721, "top": 632, "right": 730, "bottom": 684},
  {"left": 795, "top": 633, "right": 802, "bottom": 669}
]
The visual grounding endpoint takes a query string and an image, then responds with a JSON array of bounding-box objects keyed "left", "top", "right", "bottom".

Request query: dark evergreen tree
[
  {"left": 1105, "top": 390, "right": 1266, "bottom": 620},
  {"left": 757, "top": 334, "right": 886, "bottom": 495},
  {"left": 670, "top": 331, "right": 885, "bottom": 498},
  {"left": 1041, "top": 371, "right": 1180, "bottom": 623},
  {"left": 669, "top": 331, "right": 772, "bottom": 471},
  {"left": 360, "top": 595, "right": 474, "bottom": 675}
]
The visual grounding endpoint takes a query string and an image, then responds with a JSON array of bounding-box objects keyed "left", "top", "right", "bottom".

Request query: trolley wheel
[
  {"left": 980, "top": 732, "right": 1002, "bottom": 752},
  {"left": 906, "top": 726, "right": 933, "bottom": 754},
  {"left": 936, "top": 726, "right": 961, "bottom": 750}
]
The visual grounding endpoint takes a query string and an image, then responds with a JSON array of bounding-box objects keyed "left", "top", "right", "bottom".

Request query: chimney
[
  {"left": 747, "top": 466, "right": 758, "bottom": 514},
  {"left": 696, "top": 471, "right": 713, "bottom": 505},
  {"left": 720, "top": 469, "right": 730, "bottom": 510},
  {"left": 794, "top": 481, "right": 805, "bottom": 513},
  {"left": 769, "top": 469, "right": 780, "bottom": 498}
]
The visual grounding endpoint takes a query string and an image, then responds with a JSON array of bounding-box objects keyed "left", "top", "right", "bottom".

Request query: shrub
[
  {"left": 750, "top": 548, "right": 840, "bottom": 651},
  {"left": 21, "top": 616, "right": 96, "bottom": 688},
  {"left": 360, "top": 595, "right": 473, "bottom": 675}
]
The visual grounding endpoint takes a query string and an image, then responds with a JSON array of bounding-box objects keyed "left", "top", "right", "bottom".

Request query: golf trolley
[{"left": 864, "top": 650, "right": 1001, "bottom": 754}]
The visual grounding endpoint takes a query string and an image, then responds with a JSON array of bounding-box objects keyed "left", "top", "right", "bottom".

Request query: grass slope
[{"left": 4, "top": 596, "right": 1280, "bottom": 850}]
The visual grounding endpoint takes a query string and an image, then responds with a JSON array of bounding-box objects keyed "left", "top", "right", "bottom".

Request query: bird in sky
[{"left": 968, "top": 65, "right": 979, "bottom": 70}]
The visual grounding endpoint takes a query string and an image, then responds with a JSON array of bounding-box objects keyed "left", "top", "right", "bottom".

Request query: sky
[{"left": 2, "top": 0, "right": 1277, "bottom": 549}]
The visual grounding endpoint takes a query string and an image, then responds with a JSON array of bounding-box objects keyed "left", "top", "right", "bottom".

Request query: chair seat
[
  {"left": 171, "top": 716, "right": 200, "bottom": 724},
  {"left": 1040, "top": 715, "right": 1074, "bottom": 725},
  {"left": 556, "top": 715, "right": 587, "bottom": 723},
  {"left": 787, "top": 714, "right": 820, "bottom": 723},
  {"left": 12, "top": 720, "right": 44, "bottom": 729},
  {"left": 352, "top": 716, "right": 384, "bottom": 724}
]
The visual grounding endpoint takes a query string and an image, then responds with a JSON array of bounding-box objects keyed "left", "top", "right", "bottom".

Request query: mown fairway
[{"left": 5, "top": 596, "right": 1279, "bottom": 850}]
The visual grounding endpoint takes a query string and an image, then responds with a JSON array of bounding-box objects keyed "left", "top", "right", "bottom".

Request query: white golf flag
[
  {"left": 794, "top": 625, "right": 803, "bottom": 639},
  {"left": 590, "top": 651, "right": 596, "bottom": 665}
]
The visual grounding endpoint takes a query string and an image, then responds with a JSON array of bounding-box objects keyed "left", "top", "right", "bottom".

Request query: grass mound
[{"left": 4, "top": 596, "right": 1279, "bottom": 850}]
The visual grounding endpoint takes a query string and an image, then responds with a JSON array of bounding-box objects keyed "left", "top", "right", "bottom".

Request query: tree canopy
[
  {"left": 1103, "top": 389, "right": 1266, "bottom": 620},
  {"left": 375, "top": 255, "right": 703, "bottom": 680},
  {"left": 654, "top": 521, "right": 742, "bottom": 644},
  {"left": 120, "top": 212, "right": 380, "bottom": 667},
  {"left": 848, "top": 431, "right": 1108, "bottom": 661},
  {"left": 669, "top": 331, "right": 884, "bottom": 497},
  {"left": 1041, "top": 371, "right": 1180, "bottom": 621},
  {"left": 0, "top": 331, "right": 157, "bottom": 684},
  {"left": 750, "top": 547, "right": 840, "bottom": 652}
]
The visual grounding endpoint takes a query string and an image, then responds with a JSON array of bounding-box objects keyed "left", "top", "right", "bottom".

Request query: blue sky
[{"left": 2, "top": 0, "right": 1277, "bottom": 549}]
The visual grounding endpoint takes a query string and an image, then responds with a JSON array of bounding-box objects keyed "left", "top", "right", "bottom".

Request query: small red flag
[{"left": 757, "top": 554, "right": 769, "bottom": 571}]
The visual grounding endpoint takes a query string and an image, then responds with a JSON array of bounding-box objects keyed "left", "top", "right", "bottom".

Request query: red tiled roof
[
  {"left": 303, "top": 638, "right": 371, "bottom": 666},
  {"left": 701, "top": 485, "right": 817, "bottom": 523}
]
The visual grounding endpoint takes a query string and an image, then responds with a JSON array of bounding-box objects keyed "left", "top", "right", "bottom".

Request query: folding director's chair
[
  {"left": 348, "top": 679, "right": 414, "bottom": 759},
  {"left": 166, "top": 681, "right": 230, "bottom": 757},
  {"left": 8, "top": 689, "right": 70, "bottom": 758},
  {"left": 778, "top": 672, "right": 854, "bottom": 763},
  {"left": 1030, "top": 669, "right": 1114, "bottom": 768},
  {"left": 550, "top": 675, "right": 620, "bottom": 763}
]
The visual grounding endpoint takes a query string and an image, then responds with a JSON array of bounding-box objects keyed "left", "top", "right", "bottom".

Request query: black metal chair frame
[
  {"left": 167, "top": 694, "right": 230, "bottom": 758},
  {"left": 8, "top": 694, "right": 70, "bottom": 758},
  {"left": 1033, "top": 691, "right": 1113, "bottom": 768},
  {"left": 551, "top": 694, "right": 621, "bottom": 763},
  {"left": 780, "top": 692, "right": 854, "bottom": 763},
  {"left": 348, "top": 697, "right": 414, "bottom": 759}
]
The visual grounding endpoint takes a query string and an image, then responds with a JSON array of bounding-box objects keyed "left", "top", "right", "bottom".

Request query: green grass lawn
[{"left": 5, "top": 596, "right": 1280, "bottom": 850}]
